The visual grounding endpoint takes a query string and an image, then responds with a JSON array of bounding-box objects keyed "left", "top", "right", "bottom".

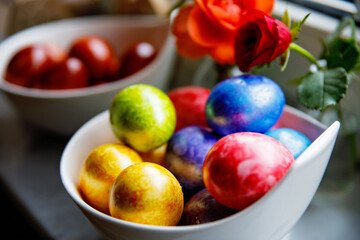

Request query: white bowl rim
[
  {"left": 0, "top": 15, "right": 172, "bottom": 99},
  {"left": 60, "top": 105, "right": 335, "bottom": 233}
]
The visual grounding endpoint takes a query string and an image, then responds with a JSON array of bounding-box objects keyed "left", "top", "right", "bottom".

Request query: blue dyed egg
[
  {"left": 165, "top": 126, "right": 219, "bottom": 193},
  {"left": 265, "top": 128, "right": 311, "bottom": 158},
  {"left": 205, "top": 75, "right": 285, "bottom": 136}
]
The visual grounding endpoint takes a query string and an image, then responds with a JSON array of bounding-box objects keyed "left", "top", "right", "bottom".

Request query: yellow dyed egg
[
  {"left": 79, "top": 143, "right": 142, "bottom": 214},
  {"left": 138, "top": 143, "right": 167, "bottom": 166},
  {"left": 109, "top": 162, "right": 184, "bottom": 226}
]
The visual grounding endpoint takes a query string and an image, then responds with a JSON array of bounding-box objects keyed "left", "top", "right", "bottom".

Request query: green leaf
[
  {"left": 288, "top": 74, "right": 306, "bottom": 85},
  {"left": 280, "top": 48, "right": 290, "bottom": 71},
  {"left": 281, "top": 9, "right": 291, "bottom": 29},
  {"left": 349, "top": 71, "right": 360, "bottom": 85},
  {"left": 297, "top": 68, "right": 349, "bottom": 110},
  {"left": 320, "top": 16, "right": 360, "bottom": 72},
  {"left": 321, "top": 38, "right": 360, "bottom": 72},
  {"left": 325, "top": 16, "right": 356, "bottom": 47},
  {"left": 290, "top": 13, "right": 310, "bottom": 41},
  {"left": 319, "top": 37, "right": 329, "bottom": 59},
  {"left": 353, "top": 54, "right": 360, "bottom": 72}
]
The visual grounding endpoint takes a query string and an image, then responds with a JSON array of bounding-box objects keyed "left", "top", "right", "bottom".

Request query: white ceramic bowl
[
  {"left": 60, "top": 105, "right": 340, "bottom": 240},
  {"left": 0, "top": 15, "right": 175, "bottom": 135}
]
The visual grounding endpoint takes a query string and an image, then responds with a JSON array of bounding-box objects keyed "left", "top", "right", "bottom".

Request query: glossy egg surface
[
  {"left": 109, "top": 162, "right": 184, "bottom": 226},
  {"left": 205, "top": 75, "right": 285, "bottom": 136},
  {"left": 165, "top": 126, "right": 219, "bottom": 193},
  {"left": 181, "top": 188, "right": 238, "bottom": 225},
  {"left": 110, "top": 84, "right": 176, "bottom": 152},
  {"left": 79, "top": 143, "right": 142, "bottom": 214},
  {"left": 168, "top": 86, "right": 211, "bottom": 132},
  {"left": 265, "top": 128, "right": 311, "bottom": 158},
  {"left": 203, "top": 132, "right": 294, "bottom": 210}
]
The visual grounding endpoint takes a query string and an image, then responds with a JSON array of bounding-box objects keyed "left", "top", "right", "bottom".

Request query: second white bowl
[{"left": 0, "top": 15, "right": 175, "bottom": 135}]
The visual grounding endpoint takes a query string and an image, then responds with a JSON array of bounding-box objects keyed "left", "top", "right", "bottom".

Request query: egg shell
[
  {"left": 110, "top": 84, "right": 176, "bottom": 152},
  {"left": 79, "top": 143, "right": 143, "bottom": 214},
  {"left": 165, "top": 126, "right": 219, "bottom": 194},
  {"left": 181, "top": 188, "right": 238, "bottom": 225},
  {"left": 265, "top": 128, "right": 311, "bottom": 159},
  {"left": 168, "top": 86, "right": 211, "bottom": 132},
  {"left": 203, "top": 132, "right": 295, "bottom": 210},
  {"left": 109, "top": 162, "right": 184, "bottom": 226},
  {"left": 138, "top": 143, "right": 167, "bottom": 166},
  {"left": 5, "top": 43, "right": 67, "bottom": 87},
  {"left": 205, "top": 75, "right": 285, "bottom": 136},
  {"left": 119, "top": 41, "right": 157, "bottom": 78},
  {"left": 69, "top": 35, "right": 121, "bottom": 82}
]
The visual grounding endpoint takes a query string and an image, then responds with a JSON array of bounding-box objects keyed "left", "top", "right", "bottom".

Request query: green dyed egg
[{"left": 110, "top": 84, "right": 176, "bottom": 152}]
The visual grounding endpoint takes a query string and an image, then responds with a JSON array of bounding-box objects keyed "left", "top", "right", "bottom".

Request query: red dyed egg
[
  {"left": 119, "top": 41, "right": 157, "bottom": 78},
  {"left": 203, "top": 132, "right": 295, "bottom": 210},
  {"left": 69, "top": 35, "right": 120, "bottom": 83},
  {"left": 168, "top": 86, "right": 211, "bottom": 132},
  {"left": 31, "top": 57, "right": 89, "bottom": 89},
  {"left": 5, "top": 43, "right": 66, "bottom": 87}
]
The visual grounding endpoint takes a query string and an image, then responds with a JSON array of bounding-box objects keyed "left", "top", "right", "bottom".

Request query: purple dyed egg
[
  {"left": 205, "top": 75, "right": 285, "bottom": 136},
  {"left": 265, "top": 128, "right": 311, "bottom": 159},
  {"left": 181, "top": 189, "right": 238, "bottom": 225},
  {"left": 165, "top": 126, "right": 219, "bottom": 193}
]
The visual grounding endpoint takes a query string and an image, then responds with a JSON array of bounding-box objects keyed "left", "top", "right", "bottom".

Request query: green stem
[
  {"left": 215, "top": 63, "right": 232, "bottom": 83},
  {"left": 349, "top": 17, "right": 356, "bottom": 41},
  {"left": 167, "top": 0, "right": 186, "bottom": 17},
  {"left": 335, "top": 105, "right": 358, "bottom": 173},
  {"left": 326, "top": 16, "right": 356, "bottom": 46},
  {"left": 348, "top": 133, "right": 358, "bottom": 172},
  {"left": 289, "top": 42, "right": 323, "bottom": 70}
]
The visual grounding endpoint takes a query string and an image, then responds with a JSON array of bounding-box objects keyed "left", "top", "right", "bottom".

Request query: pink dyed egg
[{"left": 203, "top": 132, "right": 295, "bottom": 210}]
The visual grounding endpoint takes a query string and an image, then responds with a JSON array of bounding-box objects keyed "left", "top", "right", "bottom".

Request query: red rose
[
  {"left": 172, "top": 1, "right": 275, "bottom": 65},
  {"left": 234, "top": 9, "right": 292, "bottom": 72}
]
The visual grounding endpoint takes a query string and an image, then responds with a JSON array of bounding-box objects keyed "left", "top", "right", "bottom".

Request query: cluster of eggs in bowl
[{"left": 60, "top": 72, "right": 340, "bottom": 240}]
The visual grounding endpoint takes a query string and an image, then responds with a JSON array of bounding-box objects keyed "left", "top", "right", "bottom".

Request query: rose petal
[
  {"left": 211, "top": 40, "right": 236, "bottom": 64},
  {"left": 270, "top": 22, "right": 292, "bottom": 60},
  {"left": 205, "top": 0, "right": 241, "bottom": 30},
  {"left": 251, "top": 0, "right": 275, "bottom": 15},
  {"left": 172, "top": 5, "right": 193, "bottom": 36},
  {"left": 234, "top": 9, "right": 291, "bottom": 72},
  {"left": 196, "top": 0, "right": 274, "bottom": 30},
  {"left": 238, "top": 0, "right": 275, "bottom": 15},
  {"left": 187, "top": 5, "right": 233, "bottom": 47},
  {"left": 235, "top": 23, "right": 262, "bottom": 71},
  {"left": 175, "top": 34, "right": 210, "bottom": 59},
  {"left": 172, "top": 5, "right": 210, "bottom": 58}
]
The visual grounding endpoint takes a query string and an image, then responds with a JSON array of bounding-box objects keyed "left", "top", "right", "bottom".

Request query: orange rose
[
  {"left": 172, "top": 5, "right": 211, "bottom": 59},
  {"left": 172, "top": 0, "right": 275, "bottom": 64}
]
